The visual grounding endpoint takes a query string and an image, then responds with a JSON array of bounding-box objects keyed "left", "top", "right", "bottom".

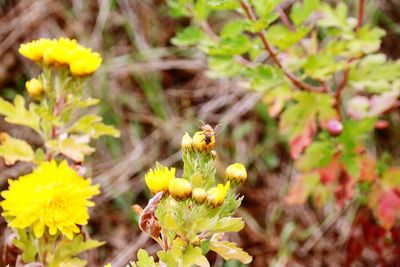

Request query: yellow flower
[
  {"left": 69, "top": 47, "right": 102, "bottom": 76},
  {"left": 19, "top": 38, "right": 53, "bottom": 62},
  {"left": 192, "top": 188, "right": 207, "bottom": 204},
  {"left": 207, "top": 182, "right": 230, "bottom": 208},
  {"left": 19, "top": 38, "right": 102, "bottom": 76},
  {"left": 145, "top": 164, "right": 175, "bottom": 194},
  {"left": 225, "top": 163, "right": 247, "bottom": 184},
  {"left": 25, "top": 78, "right": 43, "bottom": 97},
  {"left": 192, "top": 131, "right": 215, "bottom": 153},
  {"left": 104, "top": 264, "right": 112, "bottom": 267},
  {"left": 169, "top": 178, "right": 192, "bottom": 200},
  {"left": 0, "top": 160, "right": 99, "bottom": 239}
]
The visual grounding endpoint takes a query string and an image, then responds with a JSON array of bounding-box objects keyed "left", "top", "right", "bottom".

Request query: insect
[{"left": 200, "top": 121, "right": 222, "bottom": 145}]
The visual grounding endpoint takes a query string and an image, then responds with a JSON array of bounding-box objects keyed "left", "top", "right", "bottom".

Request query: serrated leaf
[
  {"left": 290, "top": 0, "right": 320, "bottom": 26},
  {"left": 318, "top": 2, "right": 356, "bottom": 30},
  {"left": 183, "top": 245, "right": 210, "bottom": 267},
  {"left": 212, "top": 217, "right": 244, "bottom": 233},
  {"left": 349, "top": 54, "right": 400, "bottom": 93},
  {"left": 0, "top": 133, "right": 35, "bottom": 165},
  {"left": 69, "top": 114, "right": 120, "bottom": 139},
  {"left": 296, "top": 140, "right": 335, "bottom": 172},
  {"left": 13, "top": 229, "right": 37, "bottom": 262},
  {"left": 266, "top": 25, "right": 310, "bottom": 50},
  {"left": 51, "top": 236, "right": 104, "bottom": 267},
  {"left": 46, "top": 135, "right": 95, "bottom": 162},
  {"left": 209, "top": 234, "right": 252, "bottom": 264},
  {"left": 280, "top": 92, "right": 337, "bottom": 158},
  {"left": 253, "top": 0, "right": 281, "bottom": 18},
  {"left": 136, "top": 249, "right": 157, "bottom": 267},
  {"left": 0, "top": 95, "right": 41, "bottom": 133},
  {"left": 171, "top": 26, "right": 205, "bottom": 46}
]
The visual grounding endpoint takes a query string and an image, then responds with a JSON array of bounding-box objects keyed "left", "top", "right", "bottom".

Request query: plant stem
[
  {"left": 356, "top": 0, "right": 365, "bottom": 31},
  {"left": 334, "top": 0, "right": 365, "bottom": 118},
  {"left": 239, "top": 0, "right": 327, "bottom": 93}
]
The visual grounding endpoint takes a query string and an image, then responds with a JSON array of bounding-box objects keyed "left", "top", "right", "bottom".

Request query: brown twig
[
  {"left": 239, "top": 0, "right": 327, "bottom": 93},
  {"left": 334, "top": 0, "right": 365, "bottom": 117},
  {"left": 356, "top": 0, "right": 365, "bottom": 31}
]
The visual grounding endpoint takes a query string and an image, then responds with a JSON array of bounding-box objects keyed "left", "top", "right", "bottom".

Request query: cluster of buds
[
  {"left": 144, "top": 164, "right": 233, "bottom": 208},
  {"left": 133, "top": 130, "right": 252, "bottom": 266}
]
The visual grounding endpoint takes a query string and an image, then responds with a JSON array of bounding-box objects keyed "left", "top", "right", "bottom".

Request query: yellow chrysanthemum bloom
[
  {"left": 169, "top": 178, "right": 192, "bottom": 200},
  {"left": 25, "top": 78, "right": 43, "bottom": 97},
  {"left": 225, "top": 163, "right": 247, "bottom": 184},
  {"left": 69, "top": 47, "right": 102, "bottom": 76},
  {"left": 19, "top": 38, "right": 53, "bottom": 62},
  {"left": 0, "top": 160, "right": 99, "bottom": 239},
  {"left": 145, "top": 164, "right": 175, "bottom": 195},
  {"left": 19, "top": 38, "right": 102, "bottom": 76},
  {"left": 207, "top": 182, "right": 230, "bottom": 208}
]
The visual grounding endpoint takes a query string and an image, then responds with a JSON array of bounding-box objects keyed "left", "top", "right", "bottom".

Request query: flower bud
[
  {"left": 169, "top": 178, "right": 192, "bottom": 200},
  {"left": 192, "top": 131, "right": 215, "bottom": 153},
  {"left": 25, "top": 78, "right": 43, "bottom": 97},
  {"left": 192, "top": 188, "right": 207, "bottom": 204},
  {"left": 327, "top": 119, "right": 343, "bottom": 137},
  {"left": 181, "top": 132, "right": 193, "bottom": 151},
  {"left": 207, "top": 182, "right": 230, "bottom": 208},
  {"left": 225, "top": 163, "right": 247, "bottom": 184}
]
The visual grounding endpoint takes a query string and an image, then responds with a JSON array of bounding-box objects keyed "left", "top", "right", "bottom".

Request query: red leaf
[
  {"left": 334, "top": 170, "right": 355, "bottom": 207},
  {"left": 318, "top": 153, "right": 340, "bottom": 185},
  {"left": 377, "top": 190, "right": 400, "bottom": 230},
  {"left": 289, "top": 118, "right": 316, "bottom": 159}
]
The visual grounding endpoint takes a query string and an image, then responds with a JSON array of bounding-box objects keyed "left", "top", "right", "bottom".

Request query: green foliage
[
  {"left": 168, "top": 0, "right": 400, "bottom": 233},
  {"left": 0, "top": 133, "right": 35, "bottom": 165}
]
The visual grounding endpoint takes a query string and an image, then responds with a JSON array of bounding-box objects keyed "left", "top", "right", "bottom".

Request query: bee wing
[
  {"left": 198, "top": 119, "right": 206, "bottom": 128},
  {"left": 213, "top": 124, "right": 224, "bottom": 135}
]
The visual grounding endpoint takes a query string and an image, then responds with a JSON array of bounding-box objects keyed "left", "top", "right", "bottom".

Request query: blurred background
[{"left": 0, "top": 0, "right": 399, "bottom": 266}]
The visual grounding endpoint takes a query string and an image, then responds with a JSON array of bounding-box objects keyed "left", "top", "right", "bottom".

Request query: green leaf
[
  {"left": 209, "top": 234, "right": 252, "bottom": 264},
  {"left": 338, "top": 119, "right": 376, "bottom": 177},
  {"left": 0, "top": 95, "right": 41, "bottom": 133},
  {"left": 183, "top": 245, "right": 210, "bottom": 267},
  {"left": 207, "top": 56, "right": 242, "bottom": 78},
  {"left": 302, "top": 52, "right": 347, "bottom": 80},
  {"left": 349, "top": 54, "right": 400, "bottom": 93},
  {"left": 69, "top": 114, "right": 120, "bottom": 139},
  {"left": 266, "top": 25, "right": 310, "bottom": 50},
  {"left": 280, "top": 92, "right": 336, "bottom": 158},
  {"left": 0, "top": 133, "right": 35, "bottom": 165},
  {"left": 45, "top": 135, "right": 95, "bottom": 162},
  {"left": 220, "top": 20, "right": 250, "bottom": 38},
  {"left": 318, "top": 2, "right": 356, "bottom": 30},
  {"left": 51, "top": 236, "right": 104, "bottom": 267},
  {"left": 136, "top": 249, "right": 157, "bottom": 267},
  {"left": 296, "top": 140, "right": 335, "bottom": 172},
  {"left": 207, "top": 0, "right": 239, "bottom": 10},
  {"left": 209, "top": 35, "right": 251, "bottom": 56},
  {"left": 167, "top": 0, "right": 190, "bottom": 18},
  {"left": 13, "top": 229, "right": 37, "bottom": 263},
  {"left": 171, "top": 26, "right": 205, "bottom": 46},
  {"left": 290, "top": 0, "right": 320, "bottom": 26},
  {"left": 212, "top": 217, "right": 244, "bottom": 233},
  {"left": 252, "top": 0, "right": 281, "bottom": 19}
]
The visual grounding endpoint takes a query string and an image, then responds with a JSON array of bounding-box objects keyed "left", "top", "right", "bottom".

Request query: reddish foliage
[{"left": 346, "top": 210, "right": 400, "bottom": 266}]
